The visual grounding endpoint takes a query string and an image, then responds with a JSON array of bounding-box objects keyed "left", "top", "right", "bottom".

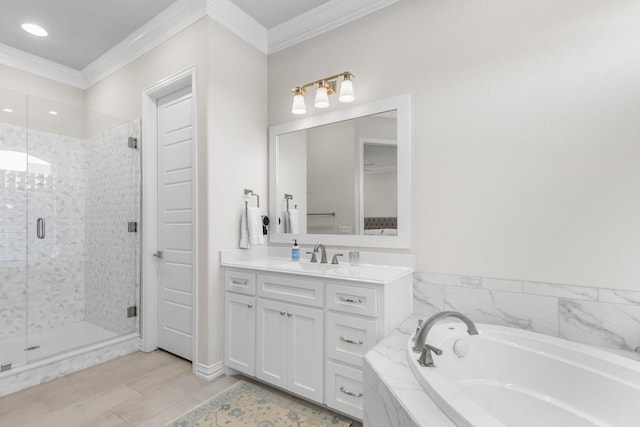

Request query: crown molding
[
  {"left": 268, "top": 0, "right": 401, "bottom": 54},
  {"left": 207, "top": 0, "right": 268, "bottom": 54},
  {"left": 82, "top": 0, "right": 207, "bottom": 88},
  {"left": 0, "top": 42, "right": 85, "bottom": 89}
]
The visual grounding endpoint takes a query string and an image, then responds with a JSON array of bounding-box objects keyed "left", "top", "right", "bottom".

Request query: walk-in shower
[{"left": 0, "top": 86, "right": 140, "bottom": 394}]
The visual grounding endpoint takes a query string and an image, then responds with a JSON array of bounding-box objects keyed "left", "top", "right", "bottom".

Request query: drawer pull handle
[
  {"left": 339, "top": 296, "right": 363, "bottom": 304},
  {"left": 231, "top": 279, "right": 248, "bottom": 285},
  {"left": 287, "top": 312, "right": 293, "bottom": 317},
  {"left": 340, "top": 336, "right": 363, "bottom": 345},
  {"left": 339, "top": 386, "right": 363, "bottom": 398},
  {"left": 247, "top": 304, "right": 254, "bottom": 308},
  {"left": 280, "top": 311, "right": 286, "bottom": 316}
]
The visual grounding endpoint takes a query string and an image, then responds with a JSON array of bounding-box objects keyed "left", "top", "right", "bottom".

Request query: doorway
[{"left": 141, "top": 68, "right": 198, "bottom": 368}]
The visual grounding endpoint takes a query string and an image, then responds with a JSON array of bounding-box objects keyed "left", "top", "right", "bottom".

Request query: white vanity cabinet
[{"left": 222, "top": 256, "right": 413, "bottom": 422}]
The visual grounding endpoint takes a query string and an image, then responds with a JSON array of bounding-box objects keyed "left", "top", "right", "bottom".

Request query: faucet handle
[
  {"left": 306, "top": 251, "right": 317, "bottom": 263},
  {"left": 331, "top": 253, "right": 343, "bottom": 264}
]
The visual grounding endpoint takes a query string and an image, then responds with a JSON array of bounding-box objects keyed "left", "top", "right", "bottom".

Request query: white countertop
[{"left": 221, "top": 256, "right": 414, "bottom": 285}]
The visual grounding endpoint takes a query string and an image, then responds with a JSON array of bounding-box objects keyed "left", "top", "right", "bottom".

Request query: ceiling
[{"left": 0, "top": 0, "right": 334, "bottom": 70}]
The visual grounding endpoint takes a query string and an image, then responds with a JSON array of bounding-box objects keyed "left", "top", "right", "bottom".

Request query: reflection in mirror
[
  {"left": 277, "top": 111, "right": 397, "bottom": 236},
  {"left": 269, "top": 94, "right": 411, "bottom": 248}
]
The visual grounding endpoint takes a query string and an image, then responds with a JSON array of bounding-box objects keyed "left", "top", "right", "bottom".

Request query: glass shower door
[{"left": 0, "top": 87, "right": 28, "bottom": 371}]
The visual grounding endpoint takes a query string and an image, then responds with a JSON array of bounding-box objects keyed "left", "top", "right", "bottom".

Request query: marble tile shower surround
[
  {"left": 0, "top": 120, "right": 140, "bottom": 341},
  {"left": 84, "top": 120, "right": 140, "bottom": 335},
  {"left": 1, "top": 123, "right": 86, "bottom": 339},
  {"left": 414, "top": 272, "right": 640, "bottom": 353}
]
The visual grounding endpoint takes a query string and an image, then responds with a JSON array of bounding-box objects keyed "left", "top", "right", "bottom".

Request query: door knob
[{"left": 153, "top": 251, "right": 163, "bottom": 259}]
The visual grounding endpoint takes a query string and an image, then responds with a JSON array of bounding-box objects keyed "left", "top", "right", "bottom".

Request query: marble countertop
[
  {"left": 364, "top": 314, "right": 456, "bottom": 427},
  {"left": 221, "top": 256, "right": 414, "bottom": 285}
]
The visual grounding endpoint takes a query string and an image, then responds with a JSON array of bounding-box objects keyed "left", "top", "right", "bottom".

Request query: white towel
[
  {"left": 287, "top": 208, "right": 299, "bottom": 234},
  {"left": 240, "top": 206, "right": 264, "bottom": 248}
]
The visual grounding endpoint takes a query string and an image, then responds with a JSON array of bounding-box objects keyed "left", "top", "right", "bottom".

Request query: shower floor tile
[{"left": 1, "top": 321, "right": 118, "bottom": 367}]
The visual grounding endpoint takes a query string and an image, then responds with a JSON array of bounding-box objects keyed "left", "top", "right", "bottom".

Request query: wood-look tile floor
[{"left": 0, "top": 350, "right": 362, "bottom": 427}]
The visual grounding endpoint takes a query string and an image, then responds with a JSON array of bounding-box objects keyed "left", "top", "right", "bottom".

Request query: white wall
[
  {"left": 268, "top": 0, "right": 640, "bottom": 290},
  {"left": 278, "top": 131, "right": 307, "bottom": 233}
]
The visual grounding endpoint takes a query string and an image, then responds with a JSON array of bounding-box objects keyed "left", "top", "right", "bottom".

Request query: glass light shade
[
  {"left": 291, "top": 93, "right": 306, "bottom": 114},
  {"left": 22, "top": 23, "right": 48, "bottom": 37},
  {"left": 339, "top": 79, "right": 355, "bottom": 103},
  {"left": 314, "top": 86, "right": 330, "bottom": 108}
]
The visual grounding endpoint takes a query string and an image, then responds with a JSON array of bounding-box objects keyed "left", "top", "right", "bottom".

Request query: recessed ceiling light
[
  {"left": 22, "top": 23, "right": 48, "bottom": 37},
  {"left": 48, "top": 111, "right": 58, "bottom": 116},
  {"left": 3, "top": 108, "right": 13, "bottom": 113}
]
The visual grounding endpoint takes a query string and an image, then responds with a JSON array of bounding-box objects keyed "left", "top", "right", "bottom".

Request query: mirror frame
[{"left": 269, "top": 94, "right": 411, "bottom": 248}]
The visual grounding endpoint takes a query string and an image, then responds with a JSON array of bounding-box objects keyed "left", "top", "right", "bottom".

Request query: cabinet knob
[
  {"left": 287, "top": 313, "right": 293, "bottom": 317},
  {"left": 247, "top": 304, "right": 254, "bottom": 308},
  {"left": 280, "top": 311, "right": 286, "bottom": 316}
]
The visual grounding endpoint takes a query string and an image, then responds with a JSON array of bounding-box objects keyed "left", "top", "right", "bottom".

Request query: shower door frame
[{"left": 141, "top": 67, "right": 199, "bottom": 374}]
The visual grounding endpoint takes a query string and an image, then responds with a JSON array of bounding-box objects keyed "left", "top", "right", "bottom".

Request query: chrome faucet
[
  {"left": 413, "top": 311, "right": 478, "bottom": 367},
  {"left": 313, "top": 244, "right": 328, "bottom": 263}
]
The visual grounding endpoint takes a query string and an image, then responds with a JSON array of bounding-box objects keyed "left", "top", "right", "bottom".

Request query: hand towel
[
  {"left": 287, "top": 208, "right": 299, "bottom": 234},
  {"left": 240, "top": 206, "right": 264, "bottom": 248}
]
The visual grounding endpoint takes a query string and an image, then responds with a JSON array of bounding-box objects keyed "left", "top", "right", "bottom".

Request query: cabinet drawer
[
  {"left": 326, "top": 283, "right": 377, "bottom": 317},
  {"left": 225, "top": 269, "right": 256, "bottom": 295},
  {"left": 326, "top": 312, "right": 377, "bottom": 367},
  {"left": 257, "top": 274, "right": 323, "bottom": 308},
  {"left": 326, "top": 361, "right": 363, "bottom": 420}
]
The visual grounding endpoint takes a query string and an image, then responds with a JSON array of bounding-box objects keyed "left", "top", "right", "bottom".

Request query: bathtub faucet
[{"left": 413, "top": 311, "right": 479, "bottom": 367}]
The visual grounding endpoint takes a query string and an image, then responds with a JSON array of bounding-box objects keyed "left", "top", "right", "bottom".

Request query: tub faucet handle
[{"left": 418, "top": 344, "right": 443, "bottom": 367}]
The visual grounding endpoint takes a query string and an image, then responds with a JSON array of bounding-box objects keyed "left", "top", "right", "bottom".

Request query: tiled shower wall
[
  {"left": 0, "top": 120, "right": 140, "bottom": 340},
  {"left": 414, "top": 272, "right": 640, "bottom": 353},
  {"left": 84, "top": 120, "right": 140, "bottom": 334}
]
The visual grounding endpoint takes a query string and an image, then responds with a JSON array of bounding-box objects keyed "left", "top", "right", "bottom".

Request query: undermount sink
[{"left": 277, "top": 262, "right": 337, "bottom": 272}]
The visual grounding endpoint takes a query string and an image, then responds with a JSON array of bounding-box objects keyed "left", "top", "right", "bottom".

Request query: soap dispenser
[{"left": 291, "top": 239, "right": 300, "bottom": 261}]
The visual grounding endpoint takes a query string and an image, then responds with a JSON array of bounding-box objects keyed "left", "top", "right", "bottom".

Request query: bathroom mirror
[{"left": 269, "top": 94, "right": 411, "bottom": 248}]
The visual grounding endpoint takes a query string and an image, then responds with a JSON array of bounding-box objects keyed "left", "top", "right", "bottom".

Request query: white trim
[
  {"left": 0, "top": 0, "right": 398, "bottom": 88},
  {"left": 195, "top": 361, "right": 225, "bottom": 381},
  {"left": 268, "top": 0, "right": 401, "bottom": 54},
  {"left": 207, "top": 0, "right": 268, "bottom": 54},
  {"left": 0, "top": 42, "right": 85, "bottom": 88},
  {"left": 141, "top": 67, "right": 199, "bottom": 373},
  {"left": 82, "top": 0, "right": 206, "bottom": 88}
]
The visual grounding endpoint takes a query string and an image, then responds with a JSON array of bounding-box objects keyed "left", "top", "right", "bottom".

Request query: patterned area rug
[{"left": 165, "top": 380, "right": 354, "bottom": 427}]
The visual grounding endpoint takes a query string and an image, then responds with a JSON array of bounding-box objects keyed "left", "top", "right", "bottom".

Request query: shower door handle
[{"left": 36, "top": 218, "right": 45, "bottom": 239}]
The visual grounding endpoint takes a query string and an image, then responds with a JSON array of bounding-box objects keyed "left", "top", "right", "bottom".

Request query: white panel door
[{"left": 157, "top": 87, "right": 194, "bottom": 361}]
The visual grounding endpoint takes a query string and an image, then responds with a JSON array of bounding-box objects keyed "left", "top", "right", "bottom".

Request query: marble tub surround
[
  {"left": 363, "top": 315, "right": 454, "bottom": 427},
  {"left": 414, "top": 272, "right": 640, "bottom": 354}
]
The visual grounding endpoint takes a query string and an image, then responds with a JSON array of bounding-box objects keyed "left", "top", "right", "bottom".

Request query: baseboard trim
[{"left": 195, "top": 360, "right": 224, "bottom": 381}]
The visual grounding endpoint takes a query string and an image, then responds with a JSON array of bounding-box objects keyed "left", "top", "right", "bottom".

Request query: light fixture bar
[{"left": 290, "top": 72, "right": 355, "bottom": 114}]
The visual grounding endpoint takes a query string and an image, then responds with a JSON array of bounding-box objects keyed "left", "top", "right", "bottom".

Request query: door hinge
[
  {"left": 127, "top": 306, "right": 138, "bottom": 318},
  {"left": 128, "top": 222, "right": 137, "bottom": 232},
  {"left": 128, "top": 137, "right": 138, "bottom": 149}
]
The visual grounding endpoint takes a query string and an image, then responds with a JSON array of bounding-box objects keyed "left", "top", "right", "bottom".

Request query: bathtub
[{"left": 407, "top": 322, "right": 640, "bottom": 427}]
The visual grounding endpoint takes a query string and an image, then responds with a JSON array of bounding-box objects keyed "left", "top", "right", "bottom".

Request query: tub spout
[{"left": 413, "top": 311, "right": 478, "bottom": 367}]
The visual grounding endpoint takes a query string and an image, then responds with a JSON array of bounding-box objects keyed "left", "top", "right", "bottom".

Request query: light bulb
[
  {"left": 339, "top": 78, "right": 355, "bottom": 103},
  {"left": 291, "top": 93, "right": 306, "bottom": 115},
  {"left": 314, "top": 85, "right": 329, "bottom": 108}
]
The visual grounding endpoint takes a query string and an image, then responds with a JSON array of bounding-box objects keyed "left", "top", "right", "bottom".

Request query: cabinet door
[
  {"left": 256, "top": 298, "right": 288, "bottom": 389},
  {"left": 224, "top": 292, "right": 255, "bottom": 375},
  {"left": 288, "top": 304, "right": 324, "bottom": 403}
]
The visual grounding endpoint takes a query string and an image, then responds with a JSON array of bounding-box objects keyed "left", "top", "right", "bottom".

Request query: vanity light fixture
[
  {"left": 290, "top": 72, "right": 354, "bottom": 114},
  {"left": 22, "top": 23, "right": 48, "bottom": 37}
]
